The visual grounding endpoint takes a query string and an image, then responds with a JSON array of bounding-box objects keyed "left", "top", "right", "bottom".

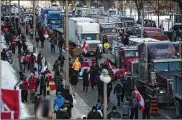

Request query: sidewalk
[{"left": 24, "top": 30, "right": 90, "bottom": 118}]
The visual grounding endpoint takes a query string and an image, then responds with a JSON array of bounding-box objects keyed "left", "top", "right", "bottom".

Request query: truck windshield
[
  {"left": 125, "top": 21, "right": 134, "bottom": 27},
  {"left": 124, "top": 50, "right": 137, "bottom": 57},
  {"left": 81, "top": 34, "right": 98, "bottom": 40},
  {"left": 103, "top": 28, "right": 116, "bottom": 33},
  {"left": 169, "top": 61, "right": 181, "bottom": 71},
  {"left": 154, "top": 62, "right": 169, "bottom": 72}
]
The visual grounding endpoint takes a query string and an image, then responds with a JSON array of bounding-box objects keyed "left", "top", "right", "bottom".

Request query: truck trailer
[
  {"left": 68, "top": 17, "right": 102, "bottom": 55},
  {"left": 173, "top": 71, "right": 182, "bottom": 118}
]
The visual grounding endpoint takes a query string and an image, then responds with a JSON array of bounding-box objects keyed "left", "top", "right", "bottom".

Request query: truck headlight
[{"left": 159, "top": 89, "right": 166, "bottom": 94}]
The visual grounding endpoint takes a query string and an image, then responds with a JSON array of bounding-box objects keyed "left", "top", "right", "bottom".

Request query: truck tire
[{"left": 175, "top": 100, "right": 181, "bottom": 116}]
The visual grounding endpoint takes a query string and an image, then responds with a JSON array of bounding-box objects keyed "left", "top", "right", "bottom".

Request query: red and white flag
[
  {"left": 105, "top": 59, "right": 124, "bottom": 78},
  {"left": 134, "top": 86, "right": 145, "bottom": 112},
  {"left": 82, "top": 41, "right": 89, "bottom": 54},
  {"left": 1, "top": 89, "right": 21, "bottom": 119}
]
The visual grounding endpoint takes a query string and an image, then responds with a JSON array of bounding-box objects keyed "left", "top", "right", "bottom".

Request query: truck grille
[{"left": 88, "top": 43, "right": 98, "bottom": 49}]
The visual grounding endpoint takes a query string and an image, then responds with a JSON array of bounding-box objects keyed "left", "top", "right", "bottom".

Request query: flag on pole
[
  {"left": 134, "top": 86, "right": 145, "bottom": 112},
  {"left": 82, "top": 41, "right": 89, "bottom": 54},
  {"left": 1, "top": 89, "right": 20, "bottom": 119}
]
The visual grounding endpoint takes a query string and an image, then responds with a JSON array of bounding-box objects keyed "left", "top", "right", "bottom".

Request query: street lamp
[
  {"left": 100, "top": 69, "right": 111, "bottom": 119},
  {"left": 44, "top": 34, "right": 49, "bottom": 66}
]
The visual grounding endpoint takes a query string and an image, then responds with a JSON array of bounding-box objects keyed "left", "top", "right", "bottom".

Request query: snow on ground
[{"left": 1, "top": 60, "right": 30, "bottom": 119}]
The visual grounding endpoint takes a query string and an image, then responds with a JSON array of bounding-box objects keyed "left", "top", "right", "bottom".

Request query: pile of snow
[
  {"left": 1, "top": 34, "right": 8, "bottom": 50},
  {"left": 1, "top": 60, "right": 30, "bottom": 119}
]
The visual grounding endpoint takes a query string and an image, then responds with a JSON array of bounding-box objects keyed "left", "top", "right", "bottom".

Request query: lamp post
[
  {"left": 44, "top": 34, "right": 49, "bottom": 66},
  {"left": 100, "top": 69, "right": 111, "bottom": 119},
  {"left": 33, "top": 0, "right": 36, "bottom": 53},
  {"left": 65, "top": 0, "right": 69, "bottom": 89}
]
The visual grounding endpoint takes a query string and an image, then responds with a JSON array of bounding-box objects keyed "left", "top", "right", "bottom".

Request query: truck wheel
[{"left": 175, "top": 100, "right": 181, "bottom": 116}]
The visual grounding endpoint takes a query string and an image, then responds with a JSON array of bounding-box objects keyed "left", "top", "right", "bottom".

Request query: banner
[{"left": 1, "top": 89, "right": 20, "bottom": 119}]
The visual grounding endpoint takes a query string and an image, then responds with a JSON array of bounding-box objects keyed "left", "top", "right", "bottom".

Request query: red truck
[{"left": 113, "top": 46, "right": 138, "bottom": 78}]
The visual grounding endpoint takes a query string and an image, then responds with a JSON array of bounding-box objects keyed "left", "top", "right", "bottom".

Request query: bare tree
[{"left": 135, "top": 0, "right": 143, "bottom": 22}]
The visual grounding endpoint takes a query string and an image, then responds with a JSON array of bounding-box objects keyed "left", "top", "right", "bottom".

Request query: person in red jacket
[
  {"left": 28, "top": 73, "right": 37, "bottom": 101},
  {"left": 20, "top": 79, "right": 29, "bottom": 103}
]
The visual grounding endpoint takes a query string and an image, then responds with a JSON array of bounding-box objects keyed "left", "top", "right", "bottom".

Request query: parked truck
[
  {"left": 114, "top": 46, "right": 138, "bottom": 78},
  {"left": 41, "top": 8, "right": 62, "bottom": 30},
  {"left": 173, "top": 71, "right": 182, "bottom": 118},
  {"left": 68, "top": 17, "right": 102, "bottom": 55},
  {"left": 138, "top": 41, "right": 182, "bottom": 104}
]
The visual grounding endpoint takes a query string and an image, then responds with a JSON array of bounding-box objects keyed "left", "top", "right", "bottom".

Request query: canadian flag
[
  {"left": 105, "top": 59, "right": 124, "bottom": 78},
  {"left": 134, "top": 86, "right": 145, "bottom": 112},
  {"left": 82, "top": 41, "right": 89, "bottom": 54},
  {"left": 1, "top": 89, "right": 21, "bottom": 119},
  {"left": 80, "top": 61, "right": 90, "bottom": 77}
]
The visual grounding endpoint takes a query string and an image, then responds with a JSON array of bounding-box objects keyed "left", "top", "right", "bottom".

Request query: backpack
[{"left": 115, "top": 84, "right": 122, "bottom": 94}]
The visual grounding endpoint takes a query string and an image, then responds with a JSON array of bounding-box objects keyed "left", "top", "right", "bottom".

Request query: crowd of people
[{"left": 1, "top": 15, "right": 152, "bottom": 119}]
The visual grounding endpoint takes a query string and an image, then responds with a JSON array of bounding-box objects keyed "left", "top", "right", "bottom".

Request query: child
[{"left": 122, "top": 97, "right": 130, "bottom": 119}]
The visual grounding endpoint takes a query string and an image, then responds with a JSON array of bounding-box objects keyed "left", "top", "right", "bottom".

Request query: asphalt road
[{"left": 13, "top": 25, "right": 177, "bottom": 119}]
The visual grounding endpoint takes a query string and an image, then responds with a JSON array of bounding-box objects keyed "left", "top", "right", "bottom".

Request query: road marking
[{"left": 164, "top": 113, "right": 172, "bottom": 119}]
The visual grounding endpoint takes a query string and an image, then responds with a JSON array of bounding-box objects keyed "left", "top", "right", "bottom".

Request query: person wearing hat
[
  {"left": 107, "top": 106, "right": 121, "bottom": 119},
  {"left": 87, "top": 106, "right": 102, "bottom": 119},
  {"left": 53, "top": 91, "right": 65, "bottom": 119}
]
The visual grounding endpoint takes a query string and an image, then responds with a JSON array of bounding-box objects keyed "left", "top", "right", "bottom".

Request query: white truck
[{"left": 69, "top": 17, "right": 103, "bottom": 55}]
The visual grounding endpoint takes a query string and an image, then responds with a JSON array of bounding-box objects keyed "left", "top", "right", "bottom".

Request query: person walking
[
  {"left": 142, "top": 97, "right": 151, "bottom": 119},
  {"left": 87, "top": 106, "right": 102, "bottom": 119},
  {"left": 19, "top": 79, "right": 28, "bottom": 103},
  {"left": 29, "top": 52, "right": 36, "bottom": 72},
  {"left": 70, "top": 71, "right": 78, "bottom": 96},
  {"left": 53, "top": 91, "right": 65, "bottom": 119},
  {"left": 90, "top": 64, "right": 97, "bottom": 89},
  {"left": 58, "top": 35, "right": 64, "bottom": 53},
  {"left": 107, "top": 106, "right": 121, "bottom": 119},
  {"left": 34, "top": 94, "right": 42, "bottom": 118},
  {"left": 50, "top": 37, "right": 56, "bottom": 53},
  {"left": 63, "top": 89, "right": 73, "bottom": 118},
  {"left": 37, "top": 52, "right": 43, "bottom": 74},
  {"left": 28, "top": 73, "right": 37, "bottom": 102},
  {"left": 82, "top": 69, "right": 89, "bottom": 92},
  {"left": 113, "top": 80, "right": 124, "bottom": 106},
  {"left": 72, "top": 58, "right": 81, "bottom": 75},
  {"left": 53, "top": 60, "right": 60, "bottom": 73},
  {"left": 95, "top": 71, "right": 103, "bottom": 99},
  {"left": 16, "top": 40, "right": 22, "bottom": 54},
  {"left": 54, "top": 70, "right": 64, "bottom": 94},
  {"left": 39, "top": 73, "right": 46, "bottom": 97},
  {"left": 129, "top": 91, "right": 139, "bottom": 119}
]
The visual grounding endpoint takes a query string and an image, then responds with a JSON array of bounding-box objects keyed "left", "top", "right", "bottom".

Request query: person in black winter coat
[
  {"left": 54, "top": 70, "right": 64, "bottom": 94},
  {"left": 87, "top": 106, "right": 102, "bottom": 119},
  {"left": 95, "top": 71, "right": 103, "bottom": 98},
  {"left": 39, "top": 73, "right": 46, "bottom": 97},
  {"left": 107, "top": 106, "right": 121, "bottom": 119},
  {"left": 63, "top": 89, "right": 73, "bottom": 118},
  {"left": 70, "top": 71, "right": 78, "bottom": 96},
  {"left": 82, "top": 69, "right": 89, "bottom": 92},
  {"left": 34, "top": 94, "right": 42, "bottom": 118},
  {"left": 90, "top": 64, "right": 97, "bottom": 89},
  {"left": 37, "top": 52, "right": 43, "bottom": 74},
  {"left": 17, "top": 40, "right": 22, "bottom": 54},
  {"left": 142, "top": 97, "right": 151, "bottom": 119}
]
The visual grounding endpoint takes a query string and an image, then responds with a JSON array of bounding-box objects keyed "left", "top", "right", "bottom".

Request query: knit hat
[{"left": 92, "top": 106, "right": 97, "bottom": 110}]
